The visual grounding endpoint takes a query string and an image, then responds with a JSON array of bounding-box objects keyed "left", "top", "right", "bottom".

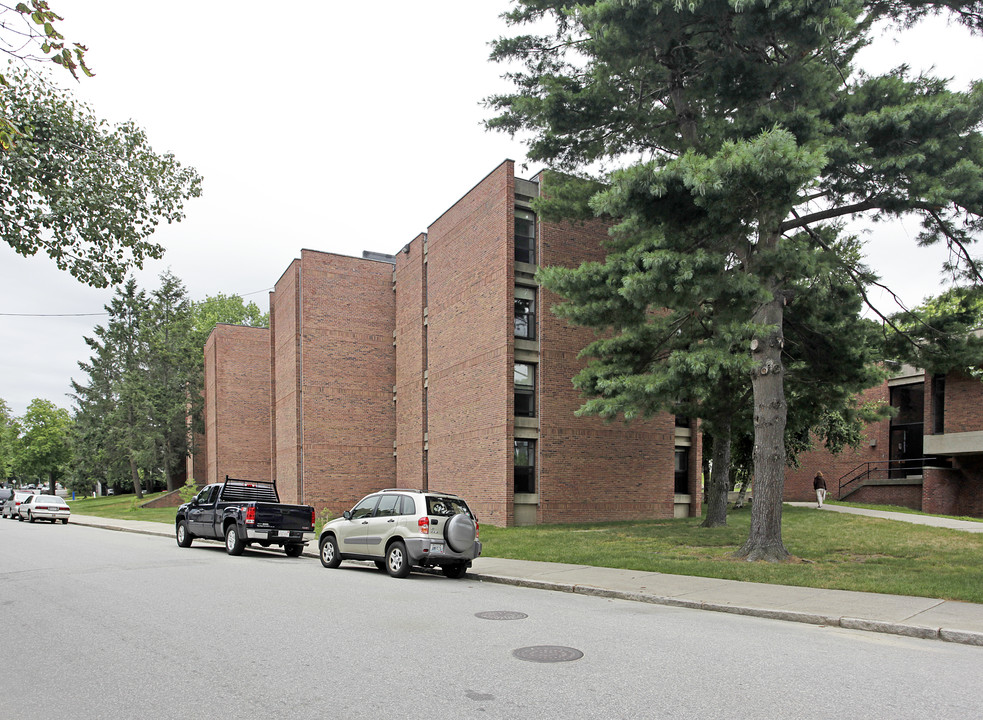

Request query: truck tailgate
[{"left": 252, "top": 503, "right": 314, "bottom": 531}]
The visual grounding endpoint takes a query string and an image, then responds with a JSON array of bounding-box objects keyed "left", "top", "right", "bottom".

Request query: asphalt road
[{"left": 1, "top": 519, "right": 980, "bottom": 720}]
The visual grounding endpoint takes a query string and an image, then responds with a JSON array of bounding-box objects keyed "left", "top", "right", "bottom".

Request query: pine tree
[{"left": 488, "top": 0, "right": 983, "bottom": 560}]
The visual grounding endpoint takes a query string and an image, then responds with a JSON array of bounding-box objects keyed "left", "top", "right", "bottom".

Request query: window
[
  {"left": 515, "top": 363, "right": 535, "bottom": 417},
  {"left": 514, "top": 439, "right": 536, "bottom": 493},
  {"left": 674, "top": 449, "right": 689, "bottom": 494},
  {"left": 515, "top": 208, "right": 536, "bottom": 265},
  {"left": 376, "top": 494, "right": 400, "bottom": 517},
  {"left": 932, "top": 374, "right": 946, "bottom": 434},
  {"left": 349, "top": 495, "right": 379, "bottom": 520},
  {"left": 515, "top": 286, "right": 536, "bottom": 339},
  {"left": 399, "top": 495, "right": 416, "bottom": 516}
]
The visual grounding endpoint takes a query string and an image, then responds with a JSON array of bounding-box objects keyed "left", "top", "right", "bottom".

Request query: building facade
[
  {"left": 786, "top": 366, "right": 983, "bottom": 517},
  {"left": 202, "top": 160, "right": 701, "bottom": 525},
  {"left": 202, "top": 324, "right": 272, "bottom": 484}
]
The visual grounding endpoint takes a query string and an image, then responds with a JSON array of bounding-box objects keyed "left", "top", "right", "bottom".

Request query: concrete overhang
[{"left": 925, "top": 431, "right": 983, "bottom": 456}]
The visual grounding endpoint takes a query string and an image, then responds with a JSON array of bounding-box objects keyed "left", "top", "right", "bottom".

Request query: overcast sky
[{"left": 1, "top": 2, "right": 979, "bottom": 416}]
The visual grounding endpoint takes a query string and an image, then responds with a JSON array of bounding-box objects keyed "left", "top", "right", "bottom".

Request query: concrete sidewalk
[
  {"left": 67, "top": 511, "right": 983, "bottom": 647},
  {"left": 788, "top": 501, "right": 983, "bottom": 532}
]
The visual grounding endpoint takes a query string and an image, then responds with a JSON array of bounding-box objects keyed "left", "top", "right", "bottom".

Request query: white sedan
[{"left": 18, "top": 494, "right": 71, "bottom": 524}]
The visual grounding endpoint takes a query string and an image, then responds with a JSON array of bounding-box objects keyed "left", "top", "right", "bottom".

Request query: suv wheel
[
  {"left": 386, "top": 540, "right": 411, "bottom": 578},
  {"left": 442, "top": 563, "right": 468, "bottom": 579},
  {"left": 319, "top": 535, "right": 341, "bottom": 568}
]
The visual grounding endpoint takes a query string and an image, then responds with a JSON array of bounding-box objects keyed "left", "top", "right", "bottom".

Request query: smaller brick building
[
  {"left": 202, "top": 324, "right": 272, "bottom": 484},
  {"left": 786, "top": 366, "right": 983, "bottom": 517}
]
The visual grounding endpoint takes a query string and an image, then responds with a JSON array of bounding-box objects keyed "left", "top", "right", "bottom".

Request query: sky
[{"left": 1, "top": 2, "right": 980, "bottom": 416}]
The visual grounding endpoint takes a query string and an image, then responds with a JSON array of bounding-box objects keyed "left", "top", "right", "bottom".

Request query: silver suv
[{"left": 318, "top": 489, "right": 481, "bottom": 578}]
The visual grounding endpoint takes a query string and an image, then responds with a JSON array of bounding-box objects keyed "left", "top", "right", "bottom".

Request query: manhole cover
[
  {"left": 475, "top": 611, "right": 528, "bottom": 621},
  {"left": 512, "top": 646, "right": 584, "bottom": 663}
]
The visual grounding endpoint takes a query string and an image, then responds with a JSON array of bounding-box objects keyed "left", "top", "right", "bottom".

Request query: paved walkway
[
  {"left": 67, "top": 508, "right": 983, "bottom": 647},
  {"left": 787, "top": 501, "right": 983, "bottom": 532}
]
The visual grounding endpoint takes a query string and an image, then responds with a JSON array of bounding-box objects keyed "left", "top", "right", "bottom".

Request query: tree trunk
[
  {"left": 700, "top": 420, "right": 731, "bottom": 528},
  {"left": 130, "top": 456, "right": 143, "bottom": 500},
  {"left": 736, "top": 253, "right": 790, "bottom": 562},
  {"left": 166, "top": 438, "right": 179, "bottom": 492},
  {"left": 735, "top": 471, "right": 750, "bottom": 508}
]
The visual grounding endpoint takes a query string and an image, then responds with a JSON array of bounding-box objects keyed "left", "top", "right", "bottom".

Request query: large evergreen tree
[{"left": 488, "top": 0, "right": 983, "bottom": 560}]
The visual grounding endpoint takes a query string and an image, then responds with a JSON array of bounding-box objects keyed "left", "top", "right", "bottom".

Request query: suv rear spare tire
[{"left": 444, "top": 513, "right": 477, "bottom": 554}]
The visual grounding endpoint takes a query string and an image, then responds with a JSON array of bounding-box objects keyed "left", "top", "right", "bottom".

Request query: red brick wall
[
  {"left": 394, "top": 234, "right": 427, "bottom": 491},
  {"left": 954, "top": 455, "right": 983, "bottom": 517},
  {"left": 941, "top": 372, "right": 983, "bottom": 434},
  {"left": 785, "top": 383, "right": 891, "bottom": 501},
  {"left": 425, "top": 161, "right": 514, "bottom": 526},
  {"left": 537, "top": 198, "right": 683, "bottom": 522},
  {"left": 203, "top": 324, "right": 272, "bottom": 485},
  {"left": 295, "top": 250, "right": 396, "bottom": 516},
  {"left": 186, "top": 431, "right": 207, "bottom": 486},
  {"left": 271, "top": 260, "right": 302, "bottom": 502}
]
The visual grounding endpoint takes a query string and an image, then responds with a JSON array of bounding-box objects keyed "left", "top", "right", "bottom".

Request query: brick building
[
  {"left": 201, "top": 160, "right": 701, "bottom": 526},
  {"left": 202, "top": 324, "right": 272, "bottom": 484},
  {"left": 786, "top": 366, "right": 983, "bottom": 517}
]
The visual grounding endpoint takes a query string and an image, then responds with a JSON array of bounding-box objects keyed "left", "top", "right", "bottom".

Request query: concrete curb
[{"left": 469, "top": 572, "right": 983, "bottom": 648}]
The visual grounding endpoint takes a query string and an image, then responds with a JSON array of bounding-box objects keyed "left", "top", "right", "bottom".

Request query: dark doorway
[{"left": 889, "top": 383, "right": 924, "bottom": 478}]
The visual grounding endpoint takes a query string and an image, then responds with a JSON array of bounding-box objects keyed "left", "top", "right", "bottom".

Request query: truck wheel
[
  {"left": 385, "top": 540, "right": 411, "bottom": 578},
  {"left": 176, "top": 520, "right": 193, "bottom": 548},
  {"left": 319, "top": 535, "right": 341, "bottom": 568},
  {"left": 225, "top": 525, "right": 245, "bottom": 555},
  {"left": 284, "top": 543, "right": 304, "bottom": 557},
  {"left": 442, "top": 563, "right": 467, "bottom": 579}
]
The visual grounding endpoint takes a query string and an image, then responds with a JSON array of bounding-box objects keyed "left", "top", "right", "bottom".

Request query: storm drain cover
[
  {"left": 512, "top": 646, "right": 584, "bottom": 663},
  {"left": 475, "top": 611, "right": 528, "bottom": 621}
]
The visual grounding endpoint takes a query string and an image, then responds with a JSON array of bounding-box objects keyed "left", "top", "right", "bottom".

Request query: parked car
[
  {"left": 175, "top": 477, "right": 316, "bottom": 556},
  {"left": 18, "top": 494, "right": 71, "bottom": 524},
  {"left": 318, "top": 489, "right": 481, "bottom": 578},
  {"left": 2, "top": 491, "right": 33, "bottom": 519}
]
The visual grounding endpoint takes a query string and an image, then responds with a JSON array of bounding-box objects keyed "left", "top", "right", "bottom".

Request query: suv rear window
[{"left": 426, "top": 495, "right": 472, "bottom": 518}]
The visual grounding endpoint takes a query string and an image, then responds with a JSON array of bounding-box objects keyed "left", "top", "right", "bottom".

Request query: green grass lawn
[
  {"left": 68, "top": 494, "right": 983, "bottom": 604},
  {"left": 68, "top": 492, "right": 179, "bottom": 525},
  {"left": 480, "top": 505, "right": 983, "bottom": 604}
]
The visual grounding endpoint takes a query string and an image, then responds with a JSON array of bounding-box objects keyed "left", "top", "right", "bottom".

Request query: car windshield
[
  {"left": 38, "top": 495, "right": 62, "bottom": 504},
  {"left": 426, "top": 496, "right": 472, "bottom": 518}
]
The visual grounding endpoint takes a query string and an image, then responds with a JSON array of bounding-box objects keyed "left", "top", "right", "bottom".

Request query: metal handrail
[{"left": 836, "top": 458, "right": 931, "bottom": 499}]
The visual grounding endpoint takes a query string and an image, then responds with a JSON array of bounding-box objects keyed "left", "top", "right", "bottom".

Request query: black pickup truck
[{"left": 175, "top": 477, "right": 316, "bottom": 557}]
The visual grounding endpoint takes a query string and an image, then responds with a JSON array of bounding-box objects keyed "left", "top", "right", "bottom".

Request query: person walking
[{"left": 814, "top": 472, "right": 827, "bottom": 508}]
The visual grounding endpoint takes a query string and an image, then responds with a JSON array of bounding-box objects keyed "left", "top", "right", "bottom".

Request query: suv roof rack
[{"left": 380, "top": 488, "right": 421, "bottom": 493}]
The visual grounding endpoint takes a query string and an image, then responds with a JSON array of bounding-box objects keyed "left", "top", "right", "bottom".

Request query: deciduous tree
[
  {"left": 1, "top": 68, "right": 202, "bottom": 287},
  {"left": 16, "top": 397, "right": 71, "bottom": 494}
]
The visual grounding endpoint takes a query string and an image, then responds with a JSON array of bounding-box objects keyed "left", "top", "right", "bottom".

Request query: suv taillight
[
  {"left": 475, "top": 521, "right": 479, "bottom": 539},
  {"left": 418, "top": 516, "right": 429, "bottom": 535},
  {"left": 311, "top": 509, "right": 316, "bottom": 528},
  {"left": 245, "top": 506, "right": 256, "bottom": 526}
]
